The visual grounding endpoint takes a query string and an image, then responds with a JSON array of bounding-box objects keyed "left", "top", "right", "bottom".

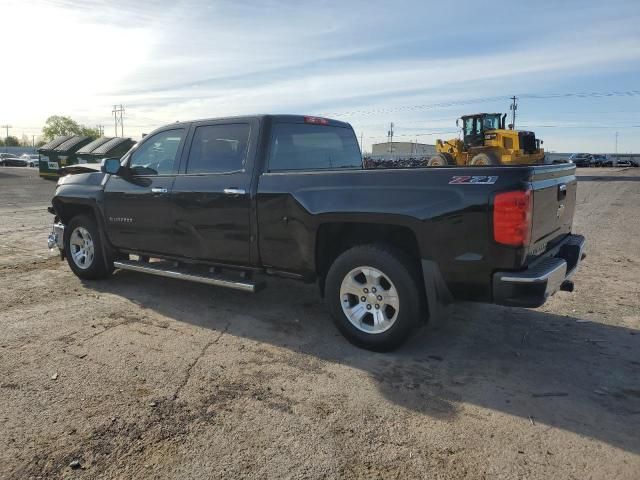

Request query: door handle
[
  {"left": 151, "top": 187, "right": 168, "bottom": 194},
  {"left": 224, "top": 188, "right": 246, "bottom": 195}
]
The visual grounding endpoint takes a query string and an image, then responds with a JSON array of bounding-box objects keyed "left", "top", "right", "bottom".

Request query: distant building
[{"left": 372, "top": 141, "right": 435, "bottom": 156}]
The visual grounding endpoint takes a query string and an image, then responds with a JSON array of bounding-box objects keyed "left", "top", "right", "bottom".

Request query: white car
[{"left": 20, "top": 154, "right": 40, "bottom": 167}]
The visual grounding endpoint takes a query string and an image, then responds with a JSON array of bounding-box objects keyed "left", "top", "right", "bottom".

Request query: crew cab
[{"left": 48, "top": 115, "right": 585, "bottom": 350}]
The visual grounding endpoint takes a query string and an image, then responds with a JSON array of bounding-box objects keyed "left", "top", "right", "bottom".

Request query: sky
[{"left": 1, "top": 0, "right": 639, "bottom": 153}]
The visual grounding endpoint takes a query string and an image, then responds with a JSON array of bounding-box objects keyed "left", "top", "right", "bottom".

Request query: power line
[
  {"left": 360, "top": 130, "right": 458, "bottom": 139},
  {"left": 321, "top": 90, "right": 640, "bottom": 118},
  {"left": 520, "top": 124, "right": 640, "bottom": 129},
  {"left": 519, "top": 90, "right": 640, "bottom": 100}
]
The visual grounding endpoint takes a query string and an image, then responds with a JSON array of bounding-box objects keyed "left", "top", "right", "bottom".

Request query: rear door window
[
  {"left": 186, "top": 124, "right": 250, "bottom": 174},
  {"left": 269, "top": 123, "right": 361, "bottom": 171}
]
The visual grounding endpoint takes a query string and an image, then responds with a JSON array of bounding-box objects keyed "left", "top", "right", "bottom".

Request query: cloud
[
  {"left": 3, "top": 0, "right": 640, "bottom": 152},
  {"left": 104, "top": 26, "right": 640, "bottom": 127}
]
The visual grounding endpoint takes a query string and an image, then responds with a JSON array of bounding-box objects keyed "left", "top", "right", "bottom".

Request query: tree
[
  {"left": 20, "top": 134, "right": 31, "bottom": 147},
  {"left": 4, "top": 136, "right": 20, "bottom": 147},
  {"left": 80, "top": 126, "right": 101, "bottom": 138},
  {"left": 42, "top": 115, "right": 100, "bottom": 141}
]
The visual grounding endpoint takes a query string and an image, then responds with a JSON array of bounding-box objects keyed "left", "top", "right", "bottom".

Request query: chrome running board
[{"left": 113, "top": 260, "right": 260, "bottom": 293}]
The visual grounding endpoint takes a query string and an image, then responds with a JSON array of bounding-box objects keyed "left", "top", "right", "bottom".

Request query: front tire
[
  {"left": 470, "top": 152, "right": 499, "bottom": 166},
  {"left": 64, "top": 214, "right": 112, "bottom": 280},
  {"left": 324, "top": 245, "right": 424, "bottom": 351}
]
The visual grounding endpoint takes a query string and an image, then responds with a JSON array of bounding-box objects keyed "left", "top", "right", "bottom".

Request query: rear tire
[
  {"left": 470, "top": 152, "right": 499, "bottom": 166},
  {"left": 324, "top": 244, "right": 424, "bottom": 351},
  {"left": 64, "top": 214, "right": 112, "bottom": 280}
]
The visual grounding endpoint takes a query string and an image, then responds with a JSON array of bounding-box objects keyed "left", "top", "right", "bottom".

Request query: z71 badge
[{"left": 449, "top": 175, "right": 498, "bottom": 185}]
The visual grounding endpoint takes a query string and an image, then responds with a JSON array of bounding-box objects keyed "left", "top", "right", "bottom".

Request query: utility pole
[
  {"left": 387, "top": 122, "right": 394, "bottom": 153},
  {"left": 1, "top": 124, "right": 11, "bottom": 152},
  {"left": 615, "top": 131, "right": 618, "bottom": 154},
  {"left": 360, "top": 132, "right": 364, "bottom": 152},
  {"left": 96, "top": 124, "right": 104, "bottom": 136},
  {"left": 509, "top": 96, "right": 517, "bottom": 130},
  {"left": 112, "top": 105, "right": 125, "bottom": 137}
]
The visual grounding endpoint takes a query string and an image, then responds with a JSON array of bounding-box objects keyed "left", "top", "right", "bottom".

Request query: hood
[
  {"left": 57, "top": 169, "right": 106, "bottom": 187},
  {"left": 61, "top": 163, "right": 102, "bottom": 175}
]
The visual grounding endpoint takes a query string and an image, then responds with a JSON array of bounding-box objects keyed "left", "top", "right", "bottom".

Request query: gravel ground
[{"left": 0, "top": 166, "right": 638, "bottom": 479}]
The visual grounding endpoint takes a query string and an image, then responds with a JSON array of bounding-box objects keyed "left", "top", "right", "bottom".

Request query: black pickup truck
[{"left": 48, "top": 114, "right": 585, "bottom": 350}]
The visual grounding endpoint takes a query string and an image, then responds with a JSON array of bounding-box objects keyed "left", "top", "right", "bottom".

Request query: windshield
[{"left": 482, "top": 115, "right": 501, "bottom": 130}]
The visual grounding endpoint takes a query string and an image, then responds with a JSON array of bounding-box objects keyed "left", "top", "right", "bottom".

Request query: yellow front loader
[{"left": 429, "top": 113, "right": 545, "bottom": 166}]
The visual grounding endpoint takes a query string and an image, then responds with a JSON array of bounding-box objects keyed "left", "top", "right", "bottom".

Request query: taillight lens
[{"left": 493, "top": 190, "right": 532, "bottom": 246}]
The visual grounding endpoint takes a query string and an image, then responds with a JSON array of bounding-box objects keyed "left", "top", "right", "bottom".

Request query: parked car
[
  {"left": 23, "top": 154, "right": 40, "bottom": 167},
  {"left": 0, "top": 153, "right": 19, "bottom": 166},
  {"left": 602, "top": 157, "right": 639, "bottom": 167},
  {"left": 48, "top": 114, "right": 585, "bottom": 351},
  {"left": 568, "top": 153, "right": 592, "bottom": 167},
  {"left": 0, "top": 155, "right": 28, "bottom": 167},
  {"left": 591, "top": 154, "right": 607, "bottom": 167}
]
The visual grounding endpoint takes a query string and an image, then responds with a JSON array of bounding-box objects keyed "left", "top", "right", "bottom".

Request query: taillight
[
  {"left": 304, "top": 116, "right": 329, "bottom": 125},
  {"left": 493, "top": 190, "right": 532, "bottom": 246}
]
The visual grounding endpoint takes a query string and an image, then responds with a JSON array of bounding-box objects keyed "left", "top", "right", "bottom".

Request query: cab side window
[
  {"left": 268, "top": 123, "right": 361, "bottom": 171},
  {"left": 129, "top": 129, "right": 185, "bottom": 176},
  {"left": 475, "top": 118, "right": 483, "bottom": 135},
  {"left": 464, "top": 118, "right": 474, "bottom": 136}
]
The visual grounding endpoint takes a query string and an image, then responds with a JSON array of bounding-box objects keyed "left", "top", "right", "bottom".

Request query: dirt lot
[{"left": 0, "top": 166, "right": 638, "bottom": 479}]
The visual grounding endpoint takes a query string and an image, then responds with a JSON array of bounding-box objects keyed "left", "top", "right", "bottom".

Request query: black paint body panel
[{"left": 51, "top": 115, "right": 579, "bottom": 303}]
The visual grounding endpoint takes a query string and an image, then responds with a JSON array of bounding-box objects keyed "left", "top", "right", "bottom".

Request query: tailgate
[{"left": 528, "top": 164, "right": 577, "bottom": 254}]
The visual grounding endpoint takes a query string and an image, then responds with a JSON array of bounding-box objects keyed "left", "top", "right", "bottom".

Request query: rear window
[{"left": 268, "top": 123, "right": 361, "bottom": 171}]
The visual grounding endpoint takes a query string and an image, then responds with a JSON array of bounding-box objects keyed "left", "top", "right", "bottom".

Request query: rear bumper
[{"left": 492, "top": 234, "right": 585, "bottom": 308}]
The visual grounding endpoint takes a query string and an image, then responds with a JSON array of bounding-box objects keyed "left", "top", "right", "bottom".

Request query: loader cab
[{"left": 460, "top": 113, "right": 504, "bottom": 150}]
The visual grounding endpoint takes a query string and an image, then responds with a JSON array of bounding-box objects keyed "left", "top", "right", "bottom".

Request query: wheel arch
[
  {"left": 53, "top": 198, "right": 115, "bottom": 271},
  {"left": 315, "top": 221, "right": 452, "bottom": 320},
  {"left": 315, "top": 222, "right": 422, "bottom": 280},
  {"left": 53, "top": 197, "right": 101, "bottom": 225}
]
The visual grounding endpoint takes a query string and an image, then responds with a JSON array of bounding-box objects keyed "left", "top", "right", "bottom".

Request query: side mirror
[
  {"left": 101, "top": 158, "right": 122, "bottom": 175},
  {"left": 456, "top": 119, "right": 459, "bottom": 127}
]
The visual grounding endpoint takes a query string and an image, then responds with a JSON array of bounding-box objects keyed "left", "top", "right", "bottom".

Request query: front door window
[{"left": 129, "top": 129, "right": 185, "bottom": 176}]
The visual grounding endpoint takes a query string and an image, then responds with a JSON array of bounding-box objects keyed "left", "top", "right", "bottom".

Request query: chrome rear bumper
[{"left": 493, "top": 234, "right": 586, "bottom": 308}]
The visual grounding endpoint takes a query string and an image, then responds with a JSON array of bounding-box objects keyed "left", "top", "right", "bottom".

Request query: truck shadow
[{"left": 85, "top": 272, "right": 640, "bottom": 454}]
